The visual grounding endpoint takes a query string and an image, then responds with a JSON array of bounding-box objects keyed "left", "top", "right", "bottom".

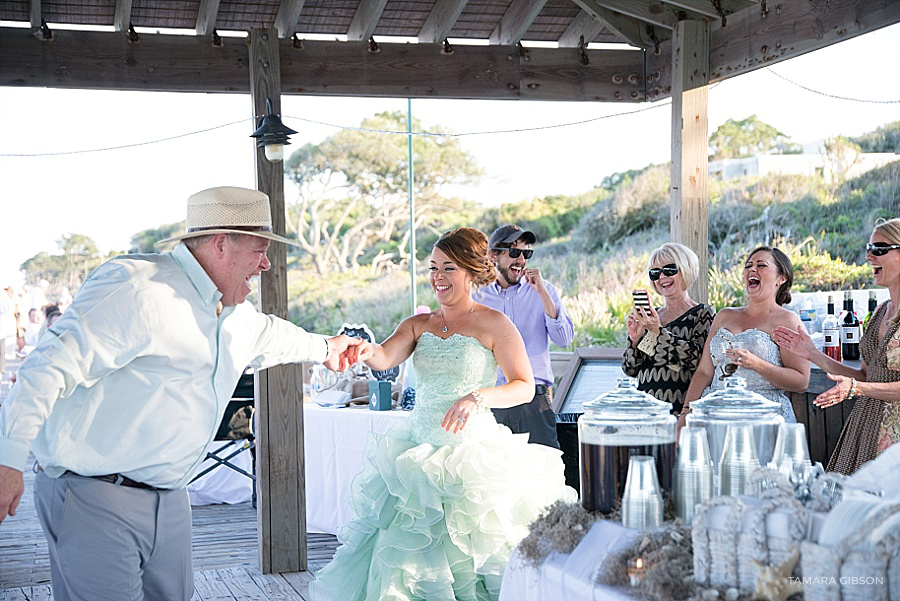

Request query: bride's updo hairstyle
[
  {"left": 746, "top": 245, "right": 794, "bottom": 306},
  {"left": 434, "top": 228, "right": 497, "bottom": 288}
]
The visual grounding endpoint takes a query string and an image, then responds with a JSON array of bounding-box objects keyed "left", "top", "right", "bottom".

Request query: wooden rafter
[
  {"left": 558, "top": 10, "right": 608, "bottom": 47},
  {"left": 489, "top": 0, "right": 550, "bottom": 45},
  {"left": 569, "top": 0, "right": 671, "bottom": 48},
  {"left": 195, "top": 0, "right": 222, "bottom": 36},
  {"left": 114, "top": 0, "right": 133, "bottom": 32},
  {"left": 29, "top": 0, "right": 40, "bottom": 30},
  {"left": 418, "top": 0, "right": 469, "bottom": 43},
  {"left": 275, "top": 0, "right": 307, "bottom": 39},
  {"left": 660, "top": 0, "right": 753, "bottom": 20},
  {"left": 558, "top": 10, "right": 636, "bottom": 46},
  {"left": 568, "top": 0, "right": 643, "bottom": 46},
  {"left": 645, "top": 0, "right": 900, "bottom": 101},
  {"left": 596, "top": 0, "right": 681, "bottom": 29},
  {"left": 347, "top": 0, "right": 390, "bottom": 41}
]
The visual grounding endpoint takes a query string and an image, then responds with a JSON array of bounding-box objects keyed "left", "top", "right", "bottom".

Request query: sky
[{"left": 1, "top": 23, "right": 899, "bottom": 284}]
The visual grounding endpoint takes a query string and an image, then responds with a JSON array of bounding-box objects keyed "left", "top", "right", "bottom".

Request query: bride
[
  {"left": 309, "top": 227, "right": 575, "bottom": 601},
  {"left": 680, "top": 246, "right": 810, "bottom": 425}
]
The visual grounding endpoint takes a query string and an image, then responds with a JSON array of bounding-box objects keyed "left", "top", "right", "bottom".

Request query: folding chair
[{"left": 190, "top": 372, "right": 256, "bottom": 505}]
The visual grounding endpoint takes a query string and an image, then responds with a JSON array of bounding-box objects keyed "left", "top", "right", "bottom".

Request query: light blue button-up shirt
[
  {"left": 0, "top": 243, "right": 327, "bottom": 489},
  {"left": 477, "top": 280, "right": 574, "bottom": 387}
]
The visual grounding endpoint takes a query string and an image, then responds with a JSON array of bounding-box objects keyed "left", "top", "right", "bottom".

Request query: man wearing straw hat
[{"left": 0, "top": 186, "right": 366, "bottom": 601}]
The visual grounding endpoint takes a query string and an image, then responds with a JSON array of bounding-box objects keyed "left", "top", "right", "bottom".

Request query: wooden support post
[
  {"left": 249, "top": 27, "right": 307, "bottom": 574},
  {"left": 670, "top": 20, "right": 710, "bottom": 305}
]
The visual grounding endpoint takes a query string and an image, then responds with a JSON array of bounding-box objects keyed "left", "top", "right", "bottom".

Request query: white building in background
[{"left": 708, "top": 144, "right": 899, "bottom": 183}]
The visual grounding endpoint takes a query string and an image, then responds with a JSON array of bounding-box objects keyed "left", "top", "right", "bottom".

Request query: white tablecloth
[
  {"left": 499, "top": 520, "right": 641, "bottom": 601},
  {"left": 303, "top": 402, "right": 410, "bottom": 534}
]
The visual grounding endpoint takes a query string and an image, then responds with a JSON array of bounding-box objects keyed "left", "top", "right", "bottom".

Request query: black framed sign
[{"left": 553, "top": 348, "right": 626, "bottom": 420}]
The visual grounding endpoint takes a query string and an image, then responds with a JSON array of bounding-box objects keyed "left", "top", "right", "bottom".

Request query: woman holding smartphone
[{"left": 623, "top": 242, "right": 715, "bottom": 415}]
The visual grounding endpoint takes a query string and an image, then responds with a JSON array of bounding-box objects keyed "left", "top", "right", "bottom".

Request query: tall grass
[{"left": 286, "top": 163, "right": 898, "bottom": 346}]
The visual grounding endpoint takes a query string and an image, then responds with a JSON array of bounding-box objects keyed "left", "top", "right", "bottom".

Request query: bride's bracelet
[
  {"left": 470, "top": 390, "right": 487, "bottom": 409},
  {"left": 846, "top": 378, "right": 858, "bottom": 401}
]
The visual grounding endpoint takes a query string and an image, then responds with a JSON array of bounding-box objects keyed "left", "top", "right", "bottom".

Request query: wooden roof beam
[
  {"left": 558, "top": 10, "right": 635, "bottom": 47},
  {"left": 646, "top": 0, "right": 899, "bottom": 101},
  {"left": 114, "top": 0, "right": 133, "bottom": 32},
  {"left": 275, "top": 0, "right": 307, "bottom": 38},
  {"left": 660, "top": 0, "right": 753, "bottom": 20},
  {"left": 418, "top": 0, "right": 469, "bottom": 43},
  {"left": 570, "top": 0, "right": 671, "bottom": 49},
  {"left": 489, "top": 0, "right": 550, "bottom": 45},
  {"left": 29, "top": 0, "right": 40, "bottom": 30},
  {"left": 596, "top": 0, "right": 680, "bottom": 29},
  {"left": 196, "top": 0, "right": 222, "bottom": 37},
  {"left": 347, "top": 0, "right": 390, "bottom": 41},
  {"left": 0, "top": 28, "right": 647, "bottom": 102},
  {"left": 558, "top": 10, "right": 608, "bottom": 47}
]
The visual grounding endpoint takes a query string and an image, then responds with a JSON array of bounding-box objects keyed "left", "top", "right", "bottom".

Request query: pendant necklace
[{"left": 440, "top": 305, "right": 474, "bottom": 333}]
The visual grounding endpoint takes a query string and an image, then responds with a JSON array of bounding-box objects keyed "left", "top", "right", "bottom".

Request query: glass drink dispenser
[{"left": 578, "top": 378, "right": 676, "bottom": 514}]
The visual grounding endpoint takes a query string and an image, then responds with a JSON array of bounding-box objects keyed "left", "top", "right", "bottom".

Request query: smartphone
[{"left": 632, "top": 289, "right": 650, "bottom": 313}]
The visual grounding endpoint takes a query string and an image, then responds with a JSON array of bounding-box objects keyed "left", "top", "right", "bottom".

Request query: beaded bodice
[
  {"left": 408, "top": 332, "right": 497, "bottom": 446},
  {"left": 705, "top": 327, "right": 795, "bottom": 422}
]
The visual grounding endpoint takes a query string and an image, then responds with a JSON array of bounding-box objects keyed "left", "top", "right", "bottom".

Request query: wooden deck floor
[
  {"left": 0, "top": 460, "right": 341, "bottom": 601},
  {"left": 0, "top": 361, "right": 340, "bottom": 600}
]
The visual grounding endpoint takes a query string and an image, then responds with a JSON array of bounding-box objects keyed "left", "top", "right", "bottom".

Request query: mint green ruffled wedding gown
[{"left": 309, "top": 333, "right": 576, "bottom": 601}]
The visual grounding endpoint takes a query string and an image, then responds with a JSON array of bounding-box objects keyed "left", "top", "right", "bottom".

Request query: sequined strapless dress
[
  {"left": 703, "top": 327, "right": 797, "bottom": 423},
  {"left": 309, "top": 332, "right": 576, "bottom": 601}
]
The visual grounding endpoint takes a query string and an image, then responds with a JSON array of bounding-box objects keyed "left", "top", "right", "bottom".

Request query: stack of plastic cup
[
  {"left": 622, "top": 455, "right": 664, "bottom": 530},
  {"left": 719, "top": 423, "right": 759, "bottom": 497},
  {"left": 674, "top": 426, "right": 714, "bottom": 524}
]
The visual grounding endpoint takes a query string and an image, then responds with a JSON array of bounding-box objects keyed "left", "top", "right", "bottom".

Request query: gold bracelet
[
  {"left": 846, "top": 378, "right": 858, "bottom": 401},
  {"left": 471, "top": 390, "right": 487, "bottom": 409},
  {"left": 679, "top": 406, "right": 692, "bottom": 416}
]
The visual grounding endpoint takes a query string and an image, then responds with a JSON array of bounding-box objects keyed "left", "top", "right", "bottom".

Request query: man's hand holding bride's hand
[{"left": 323, "top": 335, "right": 371, "bottom": 372}]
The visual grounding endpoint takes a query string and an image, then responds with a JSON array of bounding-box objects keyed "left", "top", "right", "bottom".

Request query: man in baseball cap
[
  {"left": 0, "top": 186, "right": 365, "bottom": 600},
  {"left": 477, "top": 224, "right": 574, "bottom": 449}
]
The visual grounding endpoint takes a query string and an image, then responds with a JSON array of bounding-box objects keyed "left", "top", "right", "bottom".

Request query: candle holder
[{"left": 627, "top": 557, "right": 645, "bottom": 587}]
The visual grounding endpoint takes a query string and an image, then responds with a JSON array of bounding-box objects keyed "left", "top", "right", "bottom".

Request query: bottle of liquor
[
  {"left": 822, "top": 295, "right": 841, "bottom": 362},
  {"left": 863, "top": 291, "right": 878, "bottom": 332},
  {"left": 841, "top": 291, "right": 861, "bottom": 361}
]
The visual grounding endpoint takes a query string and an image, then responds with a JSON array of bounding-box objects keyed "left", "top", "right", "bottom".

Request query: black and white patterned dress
[{"left": 622, "top": 304, "right": 715, "bottom": 414}]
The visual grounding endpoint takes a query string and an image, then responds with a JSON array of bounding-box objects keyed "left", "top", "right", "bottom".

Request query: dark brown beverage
[{"left": 579, "top": 439, "right": 676, "bottom": 514}]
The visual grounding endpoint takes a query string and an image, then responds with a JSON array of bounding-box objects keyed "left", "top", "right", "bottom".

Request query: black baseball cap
[{"left": 489, "top": 225, "right": 537, "bottom": 248}]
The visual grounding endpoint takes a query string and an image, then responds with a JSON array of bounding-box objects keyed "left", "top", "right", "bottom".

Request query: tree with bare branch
[{"left": 285, "top": 112, "right": 482, "bottom": 274}]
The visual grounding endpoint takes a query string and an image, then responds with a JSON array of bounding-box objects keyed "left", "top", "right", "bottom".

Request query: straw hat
[{"left": 159, "top": 186, "right": 297, "bottom": 246}]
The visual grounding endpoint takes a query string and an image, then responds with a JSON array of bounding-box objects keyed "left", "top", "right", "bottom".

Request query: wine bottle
[
  {"left": 841, "top": 291, "right": 861, "bottom": 361},
  {"left": 863, "top": 291, "right": 878, "bottom": 332},
  {"left": 823, "top": 295, "right": 841, "bottom": 362}
]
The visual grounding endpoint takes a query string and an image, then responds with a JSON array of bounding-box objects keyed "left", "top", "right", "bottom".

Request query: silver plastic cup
[
  {"left": 674, "top": 427, "right": 714, "bottom": 524},
  {"left": 622, "top": 455, "right": 663, "bottom": 530},
  {"left": 719, "top": 423, "right": 759, "bottom": 496}
]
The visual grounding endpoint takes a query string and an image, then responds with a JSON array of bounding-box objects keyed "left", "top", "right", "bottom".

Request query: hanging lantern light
[{"left": 250, "top": 98, "right": 298, "bottom": 163}]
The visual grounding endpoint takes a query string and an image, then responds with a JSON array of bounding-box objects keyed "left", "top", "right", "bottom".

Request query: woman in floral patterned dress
[{"left": 774, "top": 217, "right": 900, "bottom": 474}]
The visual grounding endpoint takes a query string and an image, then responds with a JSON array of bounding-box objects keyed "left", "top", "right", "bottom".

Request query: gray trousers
[{"left": 34, "top": 471, "right": 193, "bottom": 601}]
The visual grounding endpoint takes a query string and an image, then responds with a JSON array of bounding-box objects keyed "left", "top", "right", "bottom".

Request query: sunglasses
[
  {"left": 867, "top": 243, "right": 900, "bottom": 257},
  {"left": 492, "top": 247, "right": 534, "bottom": 260},
  {"left": 648, "top": 264, "right": 679, "bottom": 281}
]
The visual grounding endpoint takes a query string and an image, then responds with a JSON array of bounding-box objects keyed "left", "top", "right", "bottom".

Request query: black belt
[
  {"left": 64, "top": 471, "right": 165, "bottom": 491},
  {"left": 535, "top": 384, "right": 549, "bottom": 395}
]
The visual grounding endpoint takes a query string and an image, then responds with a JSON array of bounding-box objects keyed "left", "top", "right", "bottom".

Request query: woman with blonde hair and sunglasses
[
  {"left": 624, "top": 242, "right": 715, "bottom": 415},
  {"left": 774, "top": 218, "right": 900, "bottom": 474}
]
